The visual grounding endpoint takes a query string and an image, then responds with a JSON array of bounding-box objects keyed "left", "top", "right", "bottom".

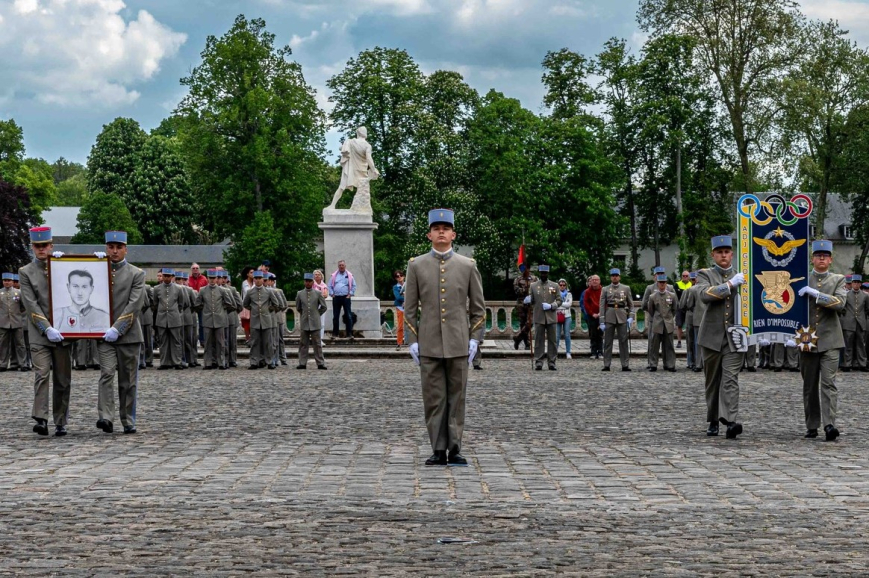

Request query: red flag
[{"left": 517, "top": 244, "right": 526, "bottom": 271}]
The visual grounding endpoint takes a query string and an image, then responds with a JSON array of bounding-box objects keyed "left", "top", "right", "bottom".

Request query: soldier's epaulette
[{"left": 409, "top": 257, "right": 415, "bottom": 262}]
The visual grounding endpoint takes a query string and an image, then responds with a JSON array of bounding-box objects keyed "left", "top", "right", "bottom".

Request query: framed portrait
[{"left": 48, "top": 255, "right": 114, "bottom": 339}]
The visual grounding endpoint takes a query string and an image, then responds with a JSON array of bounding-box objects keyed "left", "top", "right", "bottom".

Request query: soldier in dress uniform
[
  {"left": 840, "top": 273, "right": 867, "bottom": 372},
  {"left": 695, "top": 235, "right": 745, "bottom": 439},
  {"left": 405, "top": 208, "right": 485, "bottom": 466},
  {"left": 219, "top": 271, "right": 243, "bottom": 368},
  {"left": 138, "top": 282, "right": 154, "bottom": 369},
  {"left": 796, "top": 240, "right": 848, "bottom": 440},
  {"left": 864, "top": 281, "right": 869, "bottom": 363},
  {"left": 295, "top": 273, "right": 328, "bottom": 370},
  {"left": 0, "top": 272, "right": 27, "bottom": 371},
  {"left": 679, "top": 271, "right": 698, "bottom": 370},
  {"left": 512, "top": 267, "right": 537, "bottom": 350},
  {"left": 600, "top": 268, "right": 634, "bottom": 372},
  {"left": 524, "top": 264, "right": 561, "bottom": 370},
  {"left": 152, "top": 268, "right": 186, "bottom": 370},
  {"left": 269, "top": 273, "right": 290, "bottom": 366},
  {"left": 177, "top": 271, "right": 199, "bottom": 368},
  {"left": 18, "top": 227, "right": 73, "bottom": 436},
  {"left": 647, "top": 274, "right": 678, "bottom": 372},
  {"left": 96, "top": 231, "right": 146, "bottom": 435},
  {"left": 642, "top": 266, "right": 674, "bottom": 370},
  {"left": 197, "top": 269, "right": 234, "bottom": 370},
  {"left": 243, "top": 270, "right": 280, "bottom": 369},
  {"left": 12, "top": 274, "right": 32, "bottom": 370}
]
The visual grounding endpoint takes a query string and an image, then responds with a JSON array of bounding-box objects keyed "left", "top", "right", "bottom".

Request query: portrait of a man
[{"left": 52, "top": 268, "right": 111, "bottom": 333}]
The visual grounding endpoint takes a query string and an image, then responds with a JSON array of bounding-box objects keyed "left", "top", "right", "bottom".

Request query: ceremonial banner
[{"left": 734, "top": 194, "right": 813, "bottom": 348}]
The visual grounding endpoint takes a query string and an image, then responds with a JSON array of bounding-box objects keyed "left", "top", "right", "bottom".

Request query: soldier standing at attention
[
  {"left": 13, "top": 274, "right": 32, "bottom": 371},
  {"left": 524, "top": 265, "right": 561, "bottom": 370},
  {"left": 295, "top": 273, "right": 328, "bottom": 370},
  {"left": 840, "top": 273, "right": 867, "bottom": 372},
  {"left": 177, "top": 272, "right": 200, "bottom": 368},
  {"left": 642, "top": 266, "right": 673, "bottom": 370},
  {"left": 600, "top": 268, "right": 634, "bottom": 372},
  {"left": 138, "top": 282, "right": 154, "bottom": 369},
  {"left": 19, "top": 227, "right": 73, "bottom": 436},
  {"left": 270, "top": 274, "right": 290, "bottom": 366},
  {"left": 695, "top": 236, "right": 745, "bottom": 439},
  {"left": 647, "top": 274, "right": 678, "bottom": 372},
  {"left": 243, "top": 270, "right": 280, "bottom": 369},
  {"left": 405, "top": 209, "right": 485, "bottom": 466},
  {"left": 221, "top": 271, "right": 243, "bottom": 368},
  {"left": 152, "top": 269, "right": 186, "bottom": 370},
  {"left": 96, "top": 231, "right": 145, "bottom": 435},
  {"left": 0, "top": 272, "right": 26, "bottom": 371},
  {"left": 512, "top": 266, "right": 537, "bottom": 350},
  {"left": 795, "top": 240, "right": 848, "bottom": 440},
  {"left": 197, "top": 270, "right": 234, "bottom": 370}
]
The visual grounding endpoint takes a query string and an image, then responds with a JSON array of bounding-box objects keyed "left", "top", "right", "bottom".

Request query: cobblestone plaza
[{"left": 2, "top": 357, "right": 869, "bottom": 575}]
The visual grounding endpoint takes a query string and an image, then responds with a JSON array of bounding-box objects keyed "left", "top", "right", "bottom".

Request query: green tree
[
  {"left": 0, "top": 119, "right": 25, "bottom": 181},
  {"left": 638, "top": 0, "right": 804, "bottom": 194},
  {"left": 175, "top": 15, "right": 328, "bottom": 285},
  {"left": 14, "top": 158, "right": 56, "bottom": 214},
  {"left": 777, "top": 19, "right": 869, "bottom": 232},
  {"left": 128, "top": 136, "right": 197, "bottom": 244},
  {"left": 833, "top": 104, "right": 869, "bottom": 271},
  {"left": 51, "top": 157, "right": 86, "bottom": 184},
  {"left": 0, "top": 178, "right": 39, "bottom": 272},
  {"left": 87, "top": 118, "right": 147, "bottom": 200},
  {"left": 71, "top": 191, "right": 143, "bottom": 244},
  {"left": 541, "top": 48, "right": 599, "bottom": 122},
  {"left": 54, "top": 173, "right": 90, "bottom": 206}
]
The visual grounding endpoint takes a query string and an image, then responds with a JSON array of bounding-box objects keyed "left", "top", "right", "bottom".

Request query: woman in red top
[{"left": 583, "top": 275, "right": 603, "bottom": 359}]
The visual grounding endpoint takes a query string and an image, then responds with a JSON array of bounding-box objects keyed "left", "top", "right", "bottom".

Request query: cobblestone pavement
[{"left": 1, "top": 358, "right": 869, "bottom": 575}]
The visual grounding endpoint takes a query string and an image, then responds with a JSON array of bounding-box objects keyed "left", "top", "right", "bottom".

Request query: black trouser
[
  {"left": 332, "top": 295, "right": 353, "bottom": 336},
  {"left": 514, "top": 305, "right": 531, "bottom": 346},
  {"left": 587, "top": 316, "right": 602, "bottom": 355}
]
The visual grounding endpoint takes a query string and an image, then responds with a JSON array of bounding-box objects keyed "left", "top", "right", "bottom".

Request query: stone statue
[{"left": 326, "top": 126, "right": 380, "bottom": 213}]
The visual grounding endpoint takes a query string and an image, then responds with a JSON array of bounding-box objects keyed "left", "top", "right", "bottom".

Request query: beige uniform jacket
[
  {"left": 600, "top": 284, "right": 634, "bottom": 324},
  {"left": 182, "top": 286, "right": 199, "bottom": 325},
  {"left": 0, "top": 287, "right": 25, "bottom": 329},
  {"left": 108, "top": 260, "right": 145, "bottom": 344},
  {"left": 809, "top": 271, "right": 847, "bottom": 352},
  {"left": 695, "top": 266, "right": 739, "bottom": 351},
  {"left": 274, "top": 288, "right": 289, "bottom": 325},
  {"left": 243, "top": 286, "right": 280, "bottom": 329},
  {"left": 642, "top": 282, "right": 674, "bottom": 311},
  {"left": 197, "top": 284, "right": 234, "bottom": 329},
  {"left": 140, "top": 286, "right": 153, "bottom": 327},
  {"left": 529, "top": 280, "right": 562, "bottom": 324},
  {"left": 841, "top": 290, "right": 867, "bottom": 332},
  {"left": 647, "top": 290, "right": 678, "bottom": 335},
  {"left": 152, "top": 282, "right": 186, "bottom": 329},
  {"left": 227, "top": 287, "right": 243, "bottom": 325},
  {"left": 18, "top": 259, "right": 57, "bottom": 347},
  {"left": 295, "top": 289, "right": 327, "bottom": 331},
  {"left": 404, "top": 250, "right": 485, "bottom": 359}
]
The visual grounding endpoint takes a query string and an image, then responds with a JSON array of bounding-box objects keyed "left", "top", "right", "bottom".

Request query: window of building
[
  {"left": 843, "top": 225, "right": 855, "bottom": 240},
  {"left": 612, "top": 255, "right": 627, "bottom": 270}
]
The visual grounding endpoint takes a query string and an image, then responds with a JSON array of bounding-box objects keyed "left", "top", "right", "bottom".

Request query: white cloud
[
  {"left": 800, "top": 0, "right": 869, "bottom": 46},
  {"left": 0, "top": 0, "right": 186, "bottom": 107}
]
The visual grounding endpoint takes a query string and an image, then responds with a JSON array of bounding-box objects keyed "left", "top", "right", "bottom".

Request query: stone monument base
[{"left": 325, "top": 295, "right": 382, "bottom": 339}]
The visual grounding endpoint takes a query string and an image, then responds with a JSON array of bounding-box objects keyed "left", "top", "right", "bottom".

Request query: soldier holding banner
[{"left": 795, "top": 241, "right": 847, "bottom": 441}]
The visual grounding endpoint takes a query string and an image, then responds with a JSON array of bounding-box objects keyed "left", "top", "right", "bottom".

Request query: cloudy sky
[{"left": 2, "top": 0, "right": 868, "bottom": 165}]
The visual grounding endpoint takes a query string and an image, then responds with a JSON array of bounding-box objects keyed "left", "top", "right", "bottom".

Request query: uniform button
[
  {"left": 442, "top": 318, "right": 446, "bottom": 323},
  {"left": 441, "top": 288, "right": 445, "bottom": 293},
  {"left": 441, "top": 298, "right": 445, "bottom": 303},
  {"left": 441, "top": 308, "right": 446, "bottom": 313},
  {"left": 441, "top": 279, "right": 445, "bottom": 283},
  {"left": 441, "top": 269, "right": 445, "bottom": 273}
]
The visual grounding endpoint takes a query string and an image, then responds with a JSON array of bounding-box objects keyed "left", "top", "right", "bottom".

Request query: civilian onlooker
[
  {"left": 584, "top": 274, "right": 603, "bottom": 359},
  {"left": 312, "top": 270, "right": 329, "bottom": 346},
  {"left": 328, "top": 260, "right": 356, "bottom": 340},
  {"left": 555, "top": 279, "right": 573, "bottom": 359},
  {"left": 189, "top": 263, "right": 209, "bottom": 347},
  {"left": 393, "top": 270, "right": 405, "bottom": 350},
  {"left": 240, "top": 266, "right": 255, "bottom": 341}
]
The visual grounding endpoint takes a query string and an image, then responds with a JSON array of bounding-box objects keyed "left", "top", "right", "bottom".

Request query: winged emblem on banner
[{"left": 752, "top": 237, "right": 806, "bottom": 257}]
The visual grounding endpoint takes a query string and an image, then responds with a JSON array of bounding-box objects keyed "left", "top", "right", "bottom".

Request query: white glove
[
  {"left": 798, "top": 286, "right": 820, "bottom": 299},
  {"left": 542, "top": 303, "right": 552, "bottom": 311},
  {"left": 51, "top": 251, "right": 65, "bottom": 259},
  {"left": 409, "top": 342, "right": 420, "bottom": 366},
  {"left": 599, "top": 323, "right": 606, "bottom": 332},
  {"left": 627, "top": 317, "right": 634, "bottom": 327},
  {"left": 468, "top": 339, "right": 478, "bottom": 367},
  {"left": 523, "top": 295, "right": 531, "bottom": 305},
  {"left": 103, "top": 327, "right": 120, "bottom": 342},
  {"left": 785, "top": 339, "right": 797, "bottom": 348},
  {"left": 45, "top": 327, "right": 63, "bottom": 342},
  {"left": 730, "top": 272, "right": 745, "bottom": 287},
  {"left": 758, "top": 338, "right": 771, "bottom": 347},
  {"left": 93, "top": 251, "right": 107, "bottom": 259}
]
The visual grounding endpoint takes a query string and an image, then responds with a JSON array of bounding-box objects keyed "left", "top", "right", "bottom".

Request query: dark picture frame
[{"left": 48, "top": 255, "right": 114, "bottom": 339}]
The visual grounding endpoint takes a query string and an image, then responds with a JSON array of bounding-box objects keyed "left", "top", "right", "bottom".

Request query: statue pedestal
[{"left": 319, "top": 210, "right": 381, "bottom": 338}]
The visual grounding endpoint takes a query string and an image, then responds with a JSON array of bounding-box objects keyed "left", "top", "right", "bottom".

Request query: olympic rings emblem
[{"left": 737, "top": 194, "right": 813, "bottom": 226}]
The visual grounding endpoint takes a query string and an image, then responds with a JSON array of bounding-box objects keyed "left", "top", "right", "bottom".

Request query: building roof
[
  {"left": 41, "top": 207, "right": 81, "bottom": 238},
  {"left": 52, "top": 244, "right": 227, "bottom": 265}
]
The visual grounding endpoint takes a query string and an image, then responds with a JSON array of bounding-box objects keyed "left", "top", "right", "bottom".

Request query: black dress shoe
[
  {"left": 548, "top": 366, "right": 556, "bottom": 371},
  {"left": 248, "top": 365, "right": 258, "bottom": 370},
  {"left": 841, "top": 367, "right": 851, "bottom": 373},
  {"left": 693, "top": 367, "right": 702, "bottom": 373},
  {"left": 280, "top": 360, "right": 288, "bottom": 366},
  {"left": 20, "top": 366, "right": 32, "bottom": 372},
  {"left": 513, "top": 339, "right": 520, "bottom": 350},
  {"left": 54, "top": 425, "right": 67, "bottom": 437},
  {"left": 219, "top": 366, "right": 227, "bottom": 370},
  {"left": 138, "top": 364, "right": 146, "bottom": 370},
  {"left": 74, "top": 366, "right": 87, "bottom": 371},
  {"left": 145, "top": 363, "right": 153, "bottom": 367},
  {"left": 229, "top": 362, "right": 237, "bottom": 367},
  {"left": 0, "top": 368, "right": 6, "bottom": 372},
  {"left": 805, "top": 429, "right": 818, "bottom": 438},
  {"left": 724, "top": 422, "right": 743, "bottom": 439},
  {"left": 96, "top": 419, "right": 113, "bottom": 433},
  {"left": 706, "top": 423, "right": 719, "bottom": 436},
  {"left": 203, "top": 366, "right": 213, "bottom": 370},
  {"left": 158, "top": 366, "right": 171, "bottom": 370},
  {"left": 175, "top": 365, "right": 185, "bottom": 370},
  {"left": 448, "top": 452, "right": 468, "bottom": 466},
  {"left": 665, "top": 368, "right": 676, "bottom": 372},
  {"left": 622, "top": 367, "right": 631, "bottom": 372},
  {"left": 33, "top": 419, "right": 49, "bottom": 436},
  {"left": 601, "top": 367, "right": 610, "bottom": 371},
  {"left": 774, "top": 368, "right": 782, "bottom": 372},
  {"left": 535, "top": 366, "right": 542, "bottom": 371},
  {"left": 123, "top": 425, "right": 137, "bottom": 434},
  {"left": 473, "top": 366, "right": 482, "bottom": 370},
  {"left": 649, "top": 367, "right": 657, "bottom": 372},
  {"left": 268, "top": 364, "right": 276, "bottom": 370},
  {"left": 747, "top": 367, "right": 757, "bottom": 372},
  {"left": 318, "top": 365, "right": 328, "bottom": 370},
  {"left": 296, "top": 364, "right": 306, "bottom": 369},
  {"left": 789, "top": 368, "right": 799, "bottom": 372},
  {"left": 825, "top": 424, "right": 839, "bottom": 441},
  {"left": 425, "top": 451, "right": 447, "bottom": 466}
]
